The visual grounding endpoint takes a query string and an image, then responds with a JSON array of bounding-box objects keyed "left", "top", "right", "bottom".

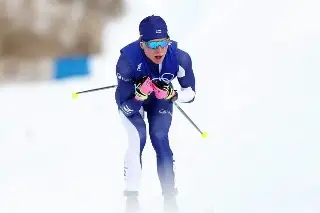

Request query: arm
[
  {"left": 115, "top": 54, "right": 144, "bottom": 116},
  {"left": 176, "top": 48, "right": 196, "bottom": 103}
]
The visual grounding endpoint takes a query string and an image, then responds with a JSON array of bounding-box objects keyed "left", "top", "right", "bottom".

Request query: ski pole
[
  {"left": 173, "top": 102, "right": 208, "bottom": 138},
  {"left": 71, "top": 85, "right": 208, "bottom": 138},
  {"left": 72, "top": 85, "right": 117, "bottom": 99}
]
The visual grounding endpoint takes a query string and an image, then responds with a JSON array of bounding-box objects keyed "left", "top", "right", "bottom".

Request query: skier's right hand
[{"left": 134, "top": 76, "right": 154, "bottom": 101}]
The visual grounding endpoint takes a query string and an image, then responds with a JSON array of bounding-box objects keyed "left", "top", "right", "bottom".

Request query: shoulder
[
  {"left": 176, "top": 48, "right": 192, "bottom": 67},
  {"left": 120, "top": 40, "right": 141, "bottom": 55},
  {"left": 119, "top": 40, "right": 143, "bottom": 65},
  {"left": 168, "top": 40, "right": 191, "bottom": 61},
  {"left": 116, "top": 53, "right": 133, "bottom": 78},
  {"left": 117, "top": 41, "right": 142, "bottom": 71}
]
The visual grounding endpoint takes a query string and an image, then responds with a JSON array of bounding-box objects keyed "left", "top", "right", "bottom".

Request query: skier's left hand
[{"left": 152, "top": 81, "right": 178, "bottom": 101}]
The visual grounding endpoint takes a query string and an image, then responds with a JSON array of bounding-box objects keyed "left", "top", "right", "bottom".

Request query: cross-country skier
[{"left": 115, "top": 15, "right": 196, "bottom": 213}]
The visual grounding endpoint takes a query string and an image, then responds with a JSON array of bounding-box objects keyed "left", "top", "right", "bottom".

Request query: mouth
[{"left": 155, "top": 55, "right": 163, "bottom": 60}]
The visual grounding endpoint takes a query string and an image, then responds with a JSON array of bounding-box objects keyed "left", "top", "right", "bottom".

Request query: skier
[{"left": 115, "top": 15, "right": 196, "bottom": 213}]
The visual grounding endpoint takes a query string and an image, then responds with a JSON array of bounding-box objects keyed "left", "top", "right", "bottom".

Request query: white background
[{"left": 1, "top": 0, "right": 320, "bottom": 212}]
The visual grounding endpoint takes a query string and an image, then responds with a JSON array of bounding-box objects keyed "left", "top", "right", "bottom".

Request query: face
[{"left": 140, "top": 38, "right": 169, "bottom": 64}]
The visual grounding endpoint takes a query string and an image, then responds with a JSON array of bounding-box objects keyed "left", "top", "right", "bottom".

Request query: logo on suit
[{"left": 152, "top": 73, "right": 175, "bottom": 84}]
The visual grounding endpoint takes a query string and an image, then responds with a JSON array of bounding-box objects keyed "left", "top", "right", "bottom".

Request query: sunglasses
[{"left": 143, "top": 39, "right": 170, "bottom": 49}]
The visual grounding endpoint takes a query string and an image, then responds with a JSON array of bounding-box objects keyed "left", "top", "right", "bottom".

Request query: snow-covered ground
[{"left": 1, "top": 0, "right": 319, "bottom": 212}]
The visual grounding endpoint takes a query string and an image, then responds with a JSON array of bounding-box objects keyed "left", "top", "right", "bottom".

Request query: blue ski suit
[{"left": 115, "top": 40, "right": 196, "bottom": 195}]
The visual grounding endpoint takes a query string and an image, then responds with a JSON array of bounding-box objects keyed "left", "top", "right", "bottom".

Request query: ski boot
[
  {"left": 124, "top": 191, "right": 140, "bottom": 213},
  {"left": 163, "top": 189, "right": 179, "bottom": 213}
]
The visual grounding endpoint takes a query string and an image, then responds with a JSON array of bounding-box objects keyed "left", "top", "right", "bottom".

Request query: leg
[
  {"left": 119, "top": 109, "right": 147, "bottom": 194},
  {"left": 146, "top": 100, "right": 177, "bottom": 196}
]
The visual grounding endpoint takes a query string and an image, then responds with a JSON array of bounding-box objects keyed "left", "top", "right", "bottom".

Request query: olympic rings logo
[{"left": 152, "top": 73, "right": 175, "bottom": 84}]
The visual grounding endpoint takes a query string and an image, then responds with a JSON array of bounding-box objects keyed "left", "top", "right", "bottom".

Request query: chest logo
[{"left": 152, "top": 73, "right": 175, "bottom": 84}]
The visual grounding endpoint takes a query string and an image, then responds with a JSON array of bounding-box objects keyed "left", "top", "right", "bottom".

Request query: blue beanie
[{"left": 139, "top": 15, "right": 169, "bottom": 41}]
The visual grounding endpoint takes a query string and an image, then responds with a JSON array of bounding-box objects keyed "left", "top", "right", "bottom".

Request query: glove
[
  {"left": 134, "top": 76, "right": 154, "bottom": 101},
  {"left": 152, "top": 80, "right": 178, "bottom": 101}
]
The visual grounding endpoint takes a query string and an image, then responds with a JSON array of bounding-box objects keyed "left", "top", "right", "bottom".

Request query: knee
[
  {"left": 149, "top": 130, "right": 168, "bottom": 143},
  {"left": 127, "top": 126, "right": 146, "bottom": 154},
  {"left": 137, "top": 127, "right": 147, "bottom": 150},
  {"left": 149, "top": 130, "right": 172, "bottom": 156},
  {"left": 121, "top": 115, "right": 145, "bottom": 157}
]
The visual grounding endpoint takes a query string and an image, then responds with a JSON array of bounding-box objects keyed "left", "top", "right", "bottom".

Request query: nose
[
  {"left": 155, "top": 46, "right": 164, "bottom": 52},
  {"left": 154, "top": 47, "right": 161, "bottom": 53}
]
